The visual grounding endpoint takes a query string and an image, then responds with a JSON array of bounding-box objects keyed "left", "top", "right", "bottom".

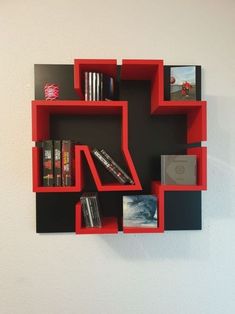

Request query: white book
[
  {"left": 84, "top": 72, "right": 88, "bottom": 101},
  {"left": 88, "top": 72, "right": 92, "bottom": 101}
]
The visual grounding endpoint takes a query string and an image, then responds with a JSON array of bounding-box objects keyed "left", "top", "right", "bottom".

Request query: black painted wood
[{"left": 35, "top": 64, "right": 201, "bottom": 233}]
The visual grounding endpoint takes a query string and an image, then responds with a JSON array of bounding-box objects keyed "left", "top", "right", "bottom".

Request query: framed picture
[{"left": 164, "top": 65, "right": 201, "bottom": 101}]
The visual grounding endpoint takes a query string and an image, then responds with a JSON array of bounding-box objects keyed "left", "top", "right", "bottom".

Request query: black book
[
  {"left": 42, "top": 140, "right": 53, "bottom": 187},
  {"left": 100, "top": 149, "right": 134, "bottom": 184},
  {"left": 103, "top": 75, "right": 115, "bottom": 100},
  {"left": 91, "top": 148, "right": 127, "bottom": 184},
  {"left": 62, "top": 140, "right": 75, "bottom": 186},
  {"left": 54, "top": 140, "right": 62, "bottom": 186}
]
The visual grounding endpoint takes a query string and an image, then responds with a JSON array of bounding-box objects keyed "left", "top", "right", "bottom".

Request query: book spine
[
  {"left": 54, "top": 140, "right": 62, "bottom": 186},
  {"left": 103, "top": 75, "right": 115, "bottom": 100},
  {"left": 96, "top": 73, "right": 100, "bottom": 101},
  {"left": 88, "top": 197, "right": 97, "bottom": 227},
  {"left": 100, "top": 149, "right": 134, "bottom": 184},
  {"left": 92, "top": 148, "right": 127, "bottom": 184},
  {"left": 92, "top": 195, "right": 102, "bottom": 227},
  {"left": 100, "top": 73, "right": 103, "bottom": 100},
  {"left": 92, "top": 72, "right": 96, "bottom": 101},
  {"left": 42, "top": 140, "right": 54, "bottom": 186},
  {"left": 85, "top": 197, "right": 94, "bottom": 227},
  {"left": 161, "top": 155, "right": 166, "bottom": 184},
  {"left": 88, "top": 72, "right": 92, "bottom": 101},
  {"left": 62, "top": 140, "right": 74, "bottom": 186},
  {"left": 84, "top": 72, "right": 88, "bottom": 101},
  {"left": 80, "top": 198, "right": 91, "bottom": 227}
]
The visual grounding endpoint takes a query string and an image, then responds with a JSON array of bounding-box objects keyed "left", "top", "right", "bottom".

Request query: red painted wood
[
  {"left": 187, "top": 147, "right": 207, "bottom": 189},
  {"left": 74, "top": 59, "right": 117, "bottom": 99},
  {"left": 187, "top": 102, "right": 207, "bottom": 143},
  {"left": 32, "top": 100, "right": 142, "bottom": 192},
  {"left": 75, "top": 202, "right": 118, "bottom": 234}
]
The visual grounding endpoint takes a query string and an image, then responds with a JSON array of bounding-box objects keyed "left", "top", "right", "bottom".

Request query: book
[
  {"left": 62, "top": 140, "right": 75, "bottom": 186},
  {"left": 88, "top": 72, "right": 93, "bottom": 100},
  {"left": 100, "top": 149, "right": 134, "bottom": 184},
  {"left": 88, "top": 193, "right": 101, "bottom": 227},
  {"left": 92, "top": 72, "right": 96, "bottom": 101},
  {"left": 96, "top": 73, "right": 100, "bottom": 100},
  {"left": 54, "top": 140, "right": 62, "bottom": 186},
  {"left": 161, "top": 155, "right": 197, "bottom": 185},
  {"left": 103, "top": 75, "right": 115, "bottom": 100},
  {"left": 91, "top": 148, "right": 127, "bottom": 184},
  {"left": 80, "top": 197, "right": 91, "bottom": 227},
  {"left": 83, "top": 72, "right": 115, "bottom": 101},
  {"left": 123, "top": 195, "right": 158, "bottom": 228},
  {"left": 42, "top": 140, "right": 54, "bottom": 186},
  {"left": 84, "top": 72, "right": 88, "bottom": 101},
  {"left": 80, "top": 193, "right": 102, "bottom": 228}
]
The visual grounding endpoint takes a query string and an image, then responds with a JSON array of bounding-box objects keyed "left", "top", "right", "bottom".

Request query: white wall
[{"left": 0, "top": 1, "right": 234, "bottom": 313}]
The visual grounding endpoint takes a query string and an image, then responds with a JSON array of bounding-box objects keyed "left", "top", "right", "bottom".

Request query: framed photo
[
  {"left": 123, "top": 195, "right": 158, "bottom": 228},
  {"left": 164, "top": 65, "right": 201, "bottom": 101}
]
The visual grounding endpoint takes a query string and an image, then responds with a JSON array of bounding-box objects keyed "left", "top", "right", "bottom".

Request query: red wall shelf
[{"left": 32, "top": 58, "right": 207, "bottom": 235}]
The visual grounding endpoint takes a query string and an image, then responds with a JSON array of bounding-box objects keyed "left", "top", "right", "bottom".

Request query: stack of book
[
  {"left": 84, "top": 72, "right": 115, "bottom": 101},
  {"left": 80, "top": 193, "right": 102, "bottom": 228},
  {"left": 41, "top": 140, "right": 75, "bottom": 187},
  {"left": 91, "top": 148, "right": 134, "bottom": 185}
]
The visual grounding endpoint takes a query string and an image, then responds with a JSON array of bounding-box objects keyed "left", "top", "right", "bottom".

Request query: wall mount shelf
[{"left": 32, "top": 59, "right": 207, "bottom": 234}]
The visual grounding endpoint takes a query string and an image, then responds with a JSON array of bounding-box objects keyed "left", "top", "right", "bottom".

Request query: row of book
[
  {"left": 81, "top": 193, "right": 101, "bottom": 228},
  {"left": 84, "top": 72, "right": 115, "bottom": 101},
  {"left": 40, "top": 140, "right": 74, "bottom": 187},
  {"left": 39, "top": 140, "right": 134, "bottom": 187},
  {"left": 80, "top": 193, "right": 158, "bottom": 229}
]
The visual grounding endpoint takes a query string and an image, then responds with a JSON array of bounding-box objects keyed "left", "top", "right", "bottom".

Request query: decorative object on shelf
[
  {"left": 164, "top": 65, "right": 201, "bottom": 101},
  {"left": 170, "top": 66, "right": 196, "bottom": 100},
  {"left": 44, "top": 83, "right": 59, "bottom": 100},
  {"left": 161, "top": 155, "right": 197, "bottom": 185},
  {"left": 123, "top": 195, "right": 158, "bottom": 228}
]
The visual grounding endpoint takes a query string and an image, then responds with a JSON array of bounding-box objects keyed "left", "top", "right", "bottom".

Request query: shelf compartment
[
  {"left": 32, "top": 100, "right": 142, "bottom": 192},
  {"left": 154, "top": 146, "right": 207, "bottom": 192},
  {"left": 77, "top": 145, "right": 141, "bottom": 191},
  {"left": 123, "top": 187, "right": 165, "bottom": 234},
  {"left": 74, "top": 59, "right": 117, "bottom": 99},
  {"left": 32, "top": 146, "right": 81, "bottom": 192},
  {"left": 120, "top": 59, "right": 207, "bottom": 144},
  {"left": 75, "top": 201, "right": 118, "bottom": 234},
  {"left": 153, "top": 101, "right": 207, "bottom": 144}
]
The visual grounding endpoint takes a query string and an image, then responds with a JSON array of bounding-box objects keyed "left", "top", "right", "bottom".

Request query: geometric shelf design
[{"left": 32, "top": 58, "right": 207, "bottom": 235}]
